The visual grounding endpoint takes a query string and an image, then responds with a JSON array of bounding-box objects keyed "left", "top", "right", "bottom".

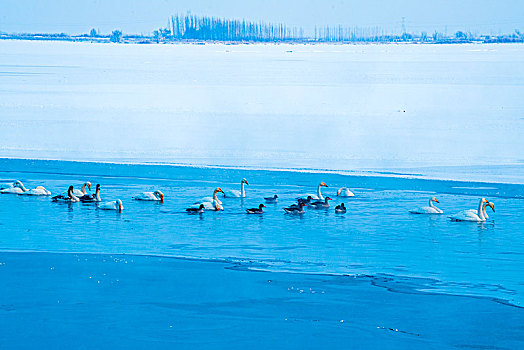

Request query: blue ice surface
[
  {"left": 0, "top": 158, "right": 523, "bottom": 347},
  {"left": 1, "top": 252, "right": 523, "bottom": 349}
]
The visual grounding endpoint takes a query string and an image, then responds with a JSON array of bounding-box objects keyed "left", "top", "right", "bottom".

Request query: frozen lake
[
  {"left": 0, "top": 159, "right": 523, "bottom": 348},
  {"left": 0, "top": 40, "right": 523, "bottom": 182},
  {"left": 1, "top": 41, "right": 523, "bottom": 347}
]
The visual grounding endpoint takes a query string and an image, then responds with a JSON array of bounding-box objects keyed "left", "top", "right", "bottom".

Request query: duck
[
  {"left": 79, "top": 184, "right": 101, "bottom": 202},
  {"left": 299, "top": 182, "right": 328, "bottom": 200},
  {"left": 335, "top": 203, "right": 347, "bottom": 214},
  {"left": 99, "top": 199, "right": 124, "bottom": 211},
  {"left": 294, "top": 196, "right": 313, "bottom": 207},
  {"left": 72, "top": 182, "right": 91, "bottom": 197},
  {"left": 134, "top": 190, "right": 164, "bottom": 202},
  {"left": 288, "top": 196, "right": 311, "bottom": 209},
  {"left": 51, "top": 185, "right": 79, "bottom": 202},
  {"left": 264, "top": 195, "right": 278, "bottom": 203},
  {"left": 284, "top": 202, "right": 306, "bottom": 214},
  {"left": 186, "top": 204, "right": 205, "bottom": 214},
  {"left": 246, "top": 204, "right": 265, "bottom": 214},
  {"left": 449, "top": 198, "right": 492, "bottom": 222},
  {"left": 409, "top": 197, "right": 443, "bottom": 214},
  {"left": 336, "top": 187, "right": 355, "bottom": 197},
  {"left": 310, "top": 197, "right": 333, "bottom": 209},
  {"left": 223, "top": 178, "right": 248, "bottom": 198},
  {"left": 193, "top": 188, "right": 224, "bottom": 211}
]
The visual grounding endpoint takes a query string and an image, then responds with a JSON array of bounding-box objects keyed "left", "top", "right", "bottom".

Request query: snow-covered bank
[{"left": 0, "top": 40, "right": 523, "bottom": 182}]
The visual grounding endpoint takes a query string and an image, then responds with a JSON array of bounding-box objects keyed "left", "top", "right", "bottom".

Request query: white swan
[
  {"left": 18, "top": 185, "right": 52, "bottom": 196},
  {"left": 100, "top": 199, "right": 123, "bottom": 211},
  {"left": 409, "top": 197, "right": 443, "bottom": 214},
  {"left": 1, "top": 180, "right": 51, "bottom": 195},
  {"left": 134, "top": 190, "right": 164, "bottom": 202},
  {"left": 193, "top": 188, "right": 224, "bottom": 211},
  {"left": 336, "top": 187, "right": 355, "bottom": 197},
  {"left": 72, "top": 182, "right": 91, "bottom": 197},
  {"left": 300, "top": 182, "right": 328, "bottom": 200},
  {"left": 0, "top": 180, "right": 25, "bottom": 194},
  {"left": 465, "top": 201, "right": 495, "bottom": 220},
  {"left": 200, "top": 196, "right": 223, "bottom": 205},
  {"left": 449, "top": 198, "right": 491, "bottom": 222},
  {"left": 223, "top": 179, "right": 248, "bottom": 198}
]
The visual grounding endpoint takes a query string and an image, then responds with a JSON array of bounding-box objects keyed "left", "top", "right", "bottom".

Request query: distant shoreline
[{"left": 1, "top": 33, "right": 523, "bottom": 45}]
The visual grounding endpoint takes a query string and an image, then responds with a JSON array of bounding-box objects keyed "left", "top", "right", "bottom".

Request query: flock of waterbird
[{"left": 0, "top": 178, "right": 495, "bottom": 222}]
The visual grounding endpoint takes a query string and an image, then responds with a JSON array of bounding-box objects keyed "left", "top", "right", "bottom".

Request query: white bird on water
[
  {"left": 0, "top": 180, "right": 25, "bottom": 194},
  {"left": 464, "top": 201, "right": 495, "bottom": 220},
  {"left": 193, "top": 188, "right": 224, "bottom": 211},
  {"left": 100, "top": 199, "right": 124, "bottom": 211},
  {"left": 72, "top": 182, "right": 91, "bottom": 197},
  {"left": 223, "top": 179, "right": 248, "bottom": 198},
  {"left": 449, "top": 198, "right": 494, "bottom": 222},
  {"left": 409, "top": 197, "right": 443, "bottom": 214},
  {"left": 299, "top": 182, "right": 328, "bottom": 200},
  {"left": 336, "top": 187, "right": 355, "bottom": 197},
  {"left": 134, "top": 190, "right": 164, "bottom": 202},
  {"left": 1, "top": 180, "right": 51, "bottom": 195}
]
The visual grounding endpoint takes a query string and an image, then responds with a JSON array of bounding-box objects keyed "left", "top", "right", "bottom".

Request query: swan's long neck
[
  {"left": 81, "top": 183, "right": 86, "bottom": 194},
  {"left": 317, "top": 185, "right": 324, "bottom": 200},
  {"left": 96, "top": 187, "right": 101, "bottom": 201},
  {"left": 241, "top": 182, "right": 245, "bottom": 197},
  {"left": 213, "top": 190, "right": 218, "bottom": 201},
  {"left": 477, "top": 199, "right": 486, "bottom": 220},
  {"left": 482, "top": 203, "right": 489, "bottom": 219},
  {"left": 429, "top": 199, "right": 436, "bottom": 208},
  {"left": 18, "top": 182, "right": 28, "bottom": 192}
]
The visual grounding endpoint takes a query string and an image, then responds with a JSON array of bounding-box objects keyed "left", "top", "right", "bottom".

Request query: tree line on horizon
[
  {"left": 145, "top": 14, "right": 524, "bottom": 43},
  {"left": 160, "top": 14, "right": 301, "bottom": 42},
  {"left": 2, "top": 13, "right": 523, "bottom": 44}
]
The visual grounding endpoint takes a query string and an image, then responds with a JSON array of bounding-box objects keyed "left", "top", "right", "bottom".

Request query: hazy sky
[{"left": 1, "top": 0, "right": 523, "bottom": 35}]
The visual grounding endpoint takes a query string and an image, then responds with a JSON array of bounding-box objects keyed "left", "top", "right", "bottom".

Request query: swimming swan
[
  {"left": 465, "top": 201, "right": 495, "bottom": 220},
  {"left": 9, "top": 181, "right": 51, "bottom": 196},
  {"left": 223, "top": 179, "right": 248, "bottom": 198},
  {"left": 449, "top": 198, "right": 493, "bottom": 222},
  {"left": 300, "top": 182, "right": 328, "bottom": 200},
  {"left": 100, "top": 199, "right": 124, "bottom": 211},
  {"left": 0, "top": 181, "right": 25, "bottom": 194},
  {"left": 193, "top": 188, "right": 224, "bottom": 211},
  {"left": 18, "top": 186, "right": 52, "bottom": 196},
  {"left": 409, "top": 197, "right": 443, "bottom": 214},
  {"left": 134, "top": 190, "right": 164, "bottom": 202},
  {"left": 336, "top": 187, "right": 355, "bottom": 197},
  {"left": 72, "top": 182, "right": 91, "bottom": 197}
]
